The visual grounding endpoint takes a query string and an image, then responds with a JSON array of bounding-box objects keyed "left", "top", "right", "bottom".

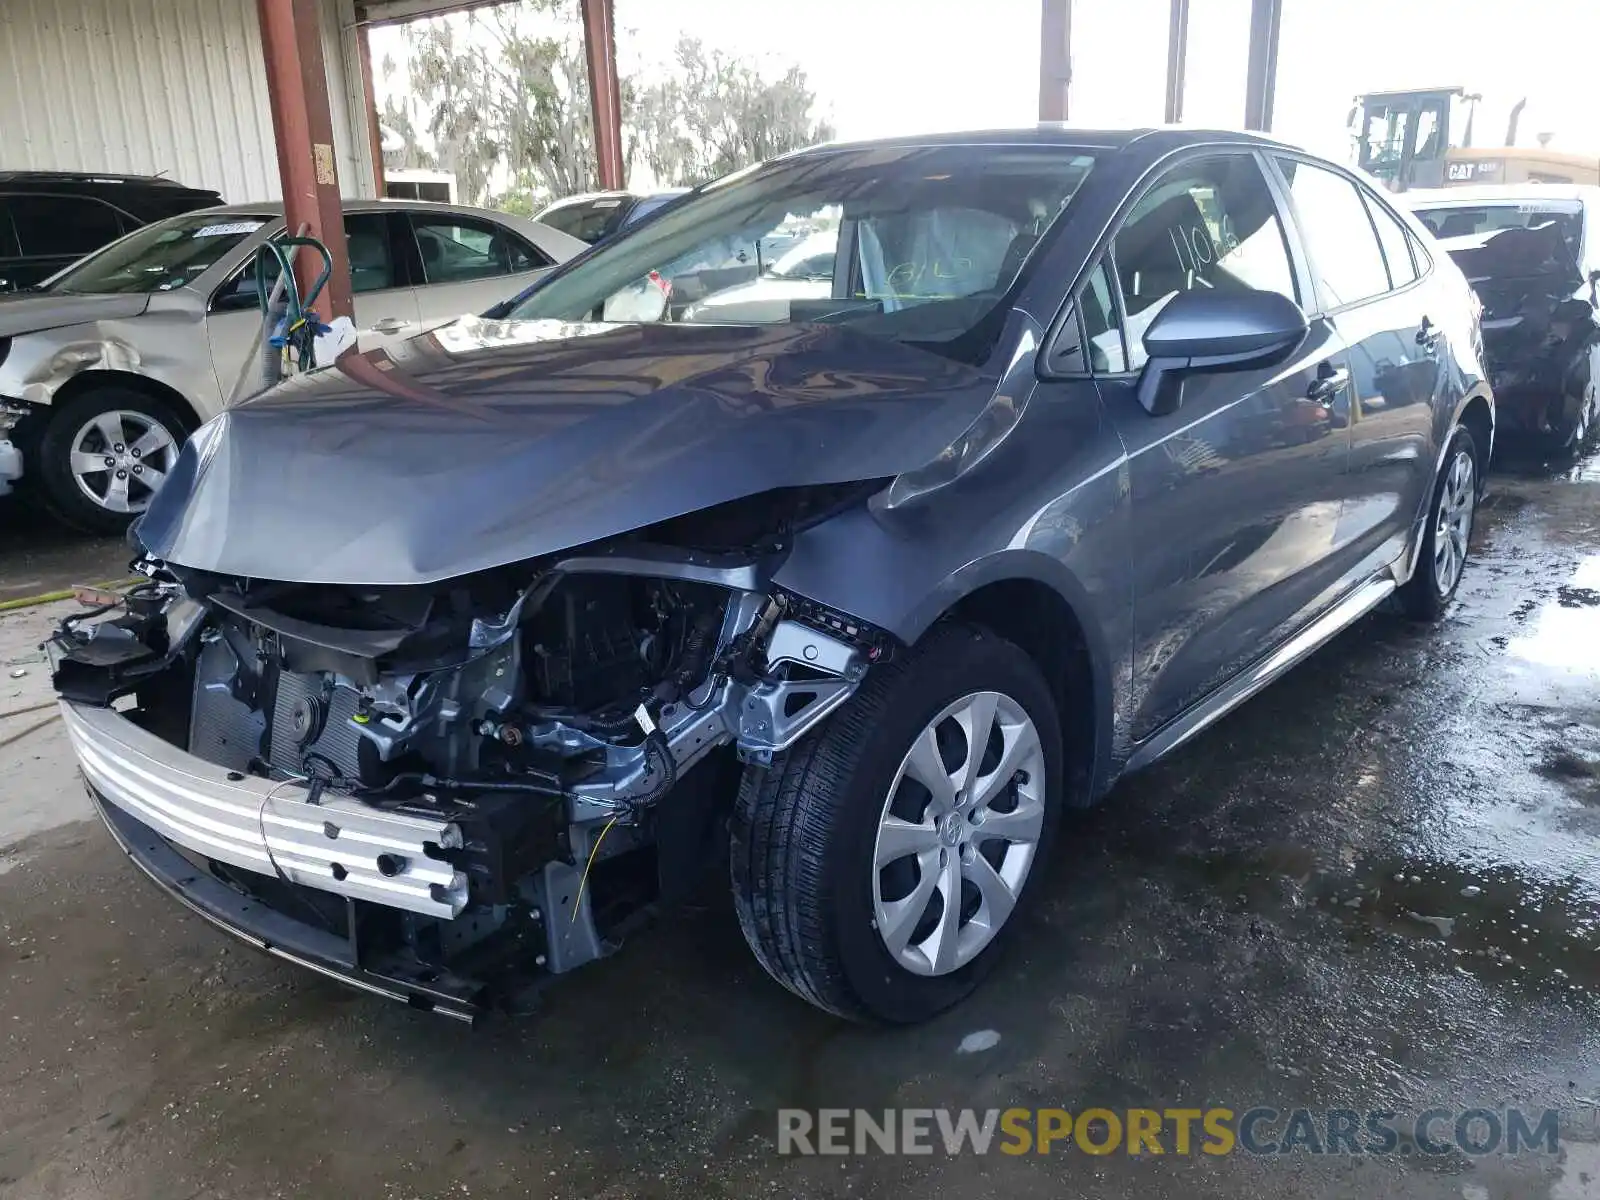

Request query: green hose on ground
[{"left": 0, "top": 577, "right": 140, "bottom": 614}]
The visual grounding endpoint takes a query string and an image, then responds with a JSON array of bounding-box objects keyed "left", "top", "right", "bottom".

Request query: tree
[{"left": 373, "top": 2, "right": 834, "bottom": 211}]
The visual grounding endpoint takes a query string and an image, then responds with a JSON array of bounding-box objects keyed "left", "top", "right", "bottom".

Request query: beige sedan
[{"left": 0, "top": 200, "right": 584, "bottom": 532}]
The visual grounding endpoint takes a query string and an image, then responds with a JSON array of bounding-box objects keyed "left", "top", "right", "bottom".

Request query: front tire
[
  {"left": 34, "top": 387, "right": 186, "bottom": 535},
  {"left": 730, "top": 623, "right": 1064, "bottom": 1023},
  {"left": 1398, "top": 425, "right": 1479, "bottom": 621}
]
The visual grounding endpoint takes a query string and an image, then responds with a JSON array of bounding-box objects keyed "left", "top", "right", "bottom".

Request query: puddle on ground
[{"left": 1174, "top": 845, "right": 1600, "bottom": 997}]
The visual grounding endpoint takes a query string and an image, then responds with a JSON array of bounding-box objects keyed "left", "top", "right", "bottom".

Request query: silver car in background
[{"left": 0, "top": 200, "right": 584, "bottom": 532}]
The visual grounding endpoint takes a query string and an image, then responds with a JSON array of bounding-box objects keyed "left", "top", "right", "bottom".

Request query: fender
[
  {"left": 774, "top": 522, "right": 1124, "bottom": 801},
  {"left": 1398, "top": 382, "right": 1495, "bottom": 586}
]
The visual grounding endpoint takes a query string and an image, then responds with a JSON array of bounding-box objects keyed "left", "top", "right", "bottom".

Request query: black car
[
  {"left": 533, "top": 188, "right": 690, "bottom": 244},
  {"left": 0, "top": 171, "right": 223, "bottom": 292},
  {"left": 51, "top": 128, "right": 1492, "bottom": 1026}
]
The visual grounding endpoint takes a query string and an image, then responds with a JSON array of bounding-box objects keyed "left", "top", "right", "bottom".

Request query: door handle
[
  {"left": 1306, "top": 364, "right": 1350, "bottom": 405},
  {"left": 371, "top": 317, "right": 407, "bottom": 334},
  {"left": 1416, "top": 317, "right": 1441, "bottom": 350}
]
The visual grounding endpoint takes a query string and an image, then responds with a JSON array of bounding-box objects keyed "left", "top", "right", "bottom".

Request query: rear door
[
  {"left": 1272, "top": 156, "right": 1440, "bottom": 577},
  {"left": 1084, "top": 150, "right": 1356, "bottom": 738},
  {"left": 403, "top": 211, "right": 554, "bottom": 326}
]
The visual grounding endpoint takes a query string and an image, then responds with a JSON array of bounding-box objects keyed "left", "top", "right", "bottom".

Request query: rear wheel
[
  {"left": 730, "top": 623, "right": 1064, "bottom": 1022},
  {"left": 1398, "top": 425, "right": 1479, "bottom": 621},
  {"left": 35, "top": 387, "right": 186, "bottom": 534},
  {"left": 1562, "top": 350, "right": 1598, "bottom": 458}
]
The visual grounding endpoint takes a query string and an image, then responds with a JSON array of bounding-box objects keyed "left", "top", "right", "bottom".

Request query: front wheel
[
  {"left": 729, "top": 623, "right": 1064, "bottom": 1023},
  {"left": 34, "top": 387, "right": 187, "bottom": 535},
  {"left": 1398, "top": 425, "right": 1479, "bottom": 621}
]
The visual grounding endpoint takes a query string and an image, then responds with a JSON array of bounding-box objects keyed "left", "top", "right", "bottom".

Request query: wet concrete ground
[
  {"left": 1, "top": 452, "right": 1599, "bottom": 1199},
  {"left": 0, "top": 499, "right": 130, "bottom": 605}
]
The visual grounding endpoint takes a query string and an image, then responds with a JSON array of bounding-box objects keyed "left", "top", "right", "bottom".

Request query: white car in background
[
  {"left": 1407, "top": 185, "right": 1600, "bottom": 450},
  {"left": 0, "top": 200, "right": 584, "bottom": 532},
  {"left": 681, "top": 229, "right": 839, "bottom": 322}
]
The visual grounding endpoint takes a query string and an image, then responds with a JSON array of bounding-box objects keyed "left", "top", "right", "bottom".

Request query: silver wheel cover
[
  {"left": 69, "top": 410, "right": 178, "bottom": 514},
  {"left": 871, "top": 690, "right": 1046, "bottom": 977},
  {"left": 1433, "top": 447, "right": 1475, "bottom": 597}
]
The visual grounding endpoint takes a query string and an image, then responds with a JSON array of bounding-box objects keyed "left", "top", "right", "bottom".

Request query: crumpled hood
[
  {"left": 0, "top": 292, "right": 150, "bottom": 337},
  {"left": 136, "top": 318, "right": 999, "bottom": 585}
]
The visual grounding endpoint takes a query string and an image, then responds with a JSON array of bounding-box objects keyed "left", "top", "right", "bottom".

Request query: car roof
[
  {"left": 187, "top": 198, "right": 534, "bottom": 219},
  {"left": 1405, "top": 184, "right": 1600, "bottom": 207},
  {"left": 540, "top": 191, "right": 638, "bottom": 208},
  {"left": 784, "top": 125, "right": 1301, "bottom": 158},
  {"left": 0, "top": 169, "right": 199, "bottom": 188}
]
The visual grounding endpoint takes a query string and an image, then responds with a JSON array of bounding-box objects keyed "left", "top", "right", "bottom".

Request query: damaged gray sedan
[{"left": 50, "top": 129, "right": 1493, "bottom": 1024}]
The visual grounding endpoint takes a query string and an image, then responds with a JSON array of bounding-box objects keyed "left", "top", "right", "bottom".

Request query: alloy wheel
[
  {"left": 871, "top": 690, "right": 1046, "bottom": 977},
  {"left": 69, "top": 410, "right": 178, "bottom": 514},
  {"left": 1433, "top": 448, "right": 1475, "bottom": 597}
]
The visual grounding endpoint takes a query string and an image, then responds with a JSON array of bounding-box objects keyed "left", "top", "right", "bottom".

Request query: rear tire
[
  {"left": 1398, "top": 425, "right": 1479, "bottom": 621},
  {"left": 729, "top": 622, "right": 1064, "bottom": 1023},
  {"left": 34, "top": 387, "right": 188, "bottom": 535}
]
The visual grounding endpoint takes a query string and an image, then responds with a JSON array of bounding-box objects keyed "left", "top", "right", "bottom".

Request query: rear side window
[
  {"left": 9, "top": 195, "right": 125, "bottom": 258},
  {"left": 539, "top": 199, "right": 626, "bottom": 244},
  {"left": 1275, "top": 158, "right": 1390, "bottom": 308},
  {"left": 410, "top": 214, "right": 549, "bottom": 284},
  {"left": 1112, "top": 153, "right": 1297, "bottom": 370},
  {"left": 1362, "top": 191, "right": 1419, "bottom": 289}
]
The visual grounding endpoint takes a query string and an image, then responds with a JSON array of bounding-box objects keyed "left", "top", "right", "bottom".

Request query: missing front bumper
[
  {"left": 59, "top": 700, "right": 468, "bottom": 919},
  {"left": 92, "top": 789, "right": 485, "bottom": 1022}
]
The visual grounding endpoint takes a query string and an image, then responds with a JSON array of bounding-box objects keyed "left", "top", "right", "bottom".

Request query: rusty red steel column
[
  {"left": 358, "top": 22, "right": 388, "bottom": 199},
  {"left": 1242, "top": 0, "right": 1283, "bottom": 132},
  {"left": 1038, "top": 0, "right": 1072, "bottom": 122},
  {"left": 580, "top": 0, "right": 625, "bottom": 191},
  {"left": 257, "top": 0, "right": 354, "bottom": 328}
]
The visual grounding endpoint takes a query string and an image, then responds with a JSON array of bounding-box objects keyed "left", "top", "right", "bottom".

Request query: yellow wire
[{"left": 570, "top": 816, "right": 619, "bottom": 924}]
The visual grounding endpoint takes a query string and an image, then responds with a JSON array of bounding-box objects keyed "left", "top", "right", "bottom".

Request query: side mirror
[{"left": 1136, "top": 288, "right": 1310, "bottom": 416}]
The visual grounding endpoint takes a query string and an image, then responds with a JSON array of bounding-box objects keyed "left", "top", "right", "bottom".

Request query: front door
[
  {"left": 1087, "top": 151, "right": 1355, "bottom": 739},
  {"left": 205, "top": 212, "right": 421, "bottom": 400}
]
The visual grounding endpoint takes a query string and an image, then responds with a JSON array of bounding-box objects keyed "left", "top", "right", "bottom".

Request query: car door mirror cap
[{"left": 1135, "top": 289, "right": 1310, "bottom": 416}]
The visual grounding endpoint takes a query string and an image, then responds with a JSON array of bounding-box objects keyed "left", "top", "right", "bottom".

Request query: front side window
[
  {"left": 510, "top": 145, "right": 1098, "bottom": 362},
  {"left": 411, "top": 215, "right": 544, "bottom": 284},
  {"left": 1111, "top": 153, "right": 1297, "bottom": 369},
  {"left": 210, "top": 213, "right": 398, "bottom": 310},
  {"left": 1079, "top": 260, "right": 1127, "bottom": 374},
  {"left": 46, "top": 212, "right": 263, "bottom": 295},
  {"left": 1275, "top": 157, "right": 1390, "bottom": 309}
]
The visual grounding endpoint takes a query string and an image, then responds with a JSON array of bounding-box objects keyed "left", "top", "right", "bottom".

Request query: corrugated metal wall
[{"left": 0, "top": 0, "right": 375, "bottom": 201}]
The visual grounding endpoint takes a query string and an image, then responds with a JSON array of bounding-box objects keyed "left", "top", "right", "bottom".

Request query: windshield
[
  {"left": 45, "top": 213, "right": 265, "bottom": 295},
  {"left": 510, "top": 145, "right": 1097, "bottom": 358},
  {"left": 1414, "top": 204, "right": 1583, "bottom": 258}
]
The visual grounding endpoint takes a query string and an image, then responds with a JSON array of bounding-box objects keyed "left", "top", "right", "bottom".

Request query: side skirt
[{"left": 1124, "top": 574, "right": 1397, "bottom": 773}]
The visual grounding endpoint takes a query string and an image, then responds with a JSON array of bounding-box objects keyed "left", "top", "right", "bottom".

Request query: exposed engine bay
[
  {"left": 49, "top": 496, "right": 891, "bottom": 1020},
  {"left": 1445, "top": 223, "right": 1600, "bottom": 440}
]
